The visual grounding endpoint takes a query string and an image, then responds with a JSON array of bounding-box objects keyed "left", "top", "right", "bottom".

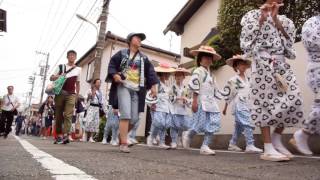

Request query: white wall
[{"left": 181, "top": 0, "right": 221, "bottom": 63}]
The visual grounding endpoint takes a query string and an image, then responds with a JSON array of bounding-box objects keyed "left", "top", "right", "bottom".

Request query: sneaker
[
  {"left": 182, "top": 131, "right": 190, "bottom": 149},
  {"left": 62, "top": 136, "right": 70, "bottom": 144},
  {"left": 110, "top": 140, "right": 119, "bottom": 146},
  {"left": 129, "top": 138, "right": 138, "bottom": 144},
  {"left": 42, "top": 136, "right": 47, "bottom": 140},
  {"left": 127, "top": 138, "right": 135, "bottom": 147},
  {"left": 159, "top": 143, "right": 171, "bottom": 150},
  {"left": 147, "top": 136, "right": 153, "bottom": 147},
  {"left": 89, "top": 137, "right": 95, "bottom": 143},
  {"left": 53, "top": 137, "right": 63, "bottom": 144},
  {"left": 245, "top": 145, "right": 263, "bottom": 153},
  {"left": 272, "top": 133, "right": 294, "bottom": 158},
  {"left": 177, "top": 136, "right": 183, "bottom": 147},
  {"left": 171, "top": 142, "right": 178, "bottom": 149},
  {"left": 274, "top": 146, "right": 294, "bottom": 158},
  {"left": 260, "top": 152, "right": 290, "bottom": 162},
  {"left": 68, "top": 135, "right": 74, "bottom": 142},
  {"left": 81, "top": 133, "right": 87, "bottom": 142},
  {"left": 289, "top": 135, "right": 313, "bottom": 156},
  {"left": 0, "top": 132, "right": 4, "bottom": 136},
  {"left": 119, "top": 144, "right": 130, "bottom": 153},
  {"left": 228, "top": 144, "right": 243, "bottom": 152},
  {"left": 101, "top": 138, "right": 108, "bottom": 145},
  {"left": 200, "top": 145, "right": 215, "bottom": 155},
  {"left": 155, "top": 135, "right": 160, "bottom": 144}
]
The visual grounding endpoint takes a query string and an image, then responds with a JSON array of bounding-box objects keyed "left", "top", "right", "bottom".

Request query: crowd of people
[{"left": 0, "top": 0, "right": 319, "bottom": 163}]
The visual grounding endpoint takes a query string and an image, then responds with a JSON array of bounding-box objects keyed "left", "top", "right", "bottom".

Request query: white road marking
[
  {"left": 138, "top": 144, "right": 320, "bottom": 159},
  {"left": 13, "top": 135, "right": 97, "bottom": 180}
]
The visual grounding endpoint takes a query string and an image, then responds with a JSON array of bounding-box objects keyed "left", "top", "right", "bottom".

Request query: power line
[
  {"left": 48, "top": 0, "right": 100, "bottom": 75},
  {"left": 42, "top": 0, "right": 70, "bottom": 52},
  {"left": 35, "top": 0, "right": 55, "bottom": 51},
  {"left": 48, "top": 0, "right": 85, "bottom": 52},
  {"left": 0, "top": 67, "right": 34, "bottom": 72},
  {"left": 38, "top": 0, "right": 64, "bottom": 51}
]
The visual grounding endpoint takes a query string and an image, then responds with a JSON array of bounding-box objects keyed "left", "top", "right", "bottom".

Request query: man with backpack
[
  {"left": 50, "top": 50, "right": 81, "bottom": 144},
  {"left": 107, "top": 32, "right": 159, "bottom": 153}
]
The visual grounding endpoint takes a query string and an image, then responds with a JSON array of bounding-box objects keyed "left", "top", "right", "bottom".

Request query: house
[
  {"left": 164, "top": 0, "right": 318, "bottom": 150},
  {"left": 76, "top": 31, "right": 180, "bottom": 138}
]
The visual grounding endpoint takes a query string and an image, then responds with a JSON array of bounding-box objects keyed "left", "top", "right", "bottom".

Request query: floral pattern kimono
[
  {"left": 302, "top": 15, "right": 320, "bottom": 134},
  {"left": 84, "top": 89, "right": 105, "bottom": 132},
  {"left": 240, "top": 9, "right": 304, "bottom": 128},
  {"left": 224, "top": 75, "right": 254, "bottom": 127}
]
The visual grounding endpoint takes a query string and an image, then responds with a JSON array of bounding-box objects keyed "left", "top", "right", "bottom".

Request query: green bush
[{"left": 95, "top": 116, "right": 107, "bottom": 142}]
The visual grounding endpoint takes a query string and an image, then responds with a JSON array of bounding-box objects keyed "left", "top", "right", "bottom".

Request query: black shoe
[
  {"left": 62, "top": 137, "right": 70, "bottom": 144},
  {"left": 3, "top": 134, "right": 8, "bottom": 139},
  {"left": 53, "top": 137, "right": 63, "bottom": 144}
]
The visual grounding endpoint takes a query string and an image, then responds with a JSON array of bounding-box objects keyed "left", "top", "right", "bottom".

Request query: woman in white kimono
[
  {"left": 290, "top": 15, "right": 320, "bottom": 156},
  {"left": 240, "top": 0, "right": 304, "bottom": 161},
  {"left": 84, "top": 79, "right": 106, "bottom": 143},
  {"left": 170, "top": 68, "right": 192, "bottom": 149},
  {"left": 223, "top": 55, "right": 262, "bottom": 153},
  {"left": 182, "top": 46, "right": 223, "bottom": 155}
]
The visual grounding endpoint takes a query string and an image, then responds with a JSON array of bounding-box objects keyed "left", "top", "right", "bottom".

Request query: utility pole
[
  {"left": 28, "top": 73, "right": 36, "bottom": 117},
  {"left": 92, "top": 0, "right": 111, "bottom": 81},
  {"left": 36, "top": 51, "right": 50, "bottom": 104}
]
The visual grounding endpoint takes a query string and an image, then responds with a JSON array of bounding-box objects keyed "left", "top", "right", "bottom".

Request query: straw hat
[
  {"left": 154, "top": 63, "right": 176, "bottom": 73},
  {"left": 226, "top": 54, "right": 251, "bottom": 67},
  {"left": 190, "top": 45, "right": 221, "bottom": 61},
  {"left": 174, "top": 67, "right": 191, "bottom": 76}
]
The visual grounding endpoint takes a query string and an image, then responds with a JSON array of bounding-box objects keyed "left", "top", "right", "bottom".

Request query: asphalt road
[{"left": 0, "top": 135, "right": 319, "bottom": 180}]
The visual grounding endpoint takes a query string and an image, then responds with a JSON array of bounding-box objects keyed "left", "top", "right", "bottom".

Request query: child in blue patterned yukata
[
  {"left": 146, "top": 63, "right": 175, "bottom": 149},
  {"left": 170, "top": 68, "right": 192, "bottom": 149},
  {"left": 222, "top": 55, "right": 262, "bottom": 153},
  {"left": 102, "top": 105, "right": 120, "bottom": 146},
  {"left": 182, "top": 46, "right": 224, "bottom": 155}
]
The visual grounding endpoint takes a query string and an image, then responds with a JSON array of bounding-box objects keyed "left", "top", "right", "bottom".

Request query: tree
[{"left": 209, "top": 0, "right": 320, "bottom": 70}]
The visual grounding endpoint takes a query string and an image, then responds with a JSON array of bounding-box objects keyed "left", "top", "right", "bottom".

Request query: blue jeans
[{"left": 117, "top": 85, "right": 139, "bottom": 125}]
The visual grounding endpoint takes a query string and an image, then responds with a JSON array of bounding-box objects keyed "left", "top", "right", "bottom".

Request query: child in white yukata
[
  {"left": 182, "top": 46, "right": 224, "bottom": 155},
  {"left": 146, "top": 63, "right": 175, "bottom": 149},
  {"left": 170, "top": 68, "right": 192, "bottom": 149},
  {"left": 290, "top": 15, "right": 320, "bottom": 156},
  {"left": 102, "top": 105, "right": 120, "bottom": 146},
  {"left": 223, "top": 55, "right": 262, "bottom": 153}
]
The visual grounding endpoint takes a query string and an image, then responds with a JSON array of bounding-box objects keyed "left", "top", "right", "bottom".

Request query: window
[{"left": 86, "top": 61, "right": 94, "bottom": 82}]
